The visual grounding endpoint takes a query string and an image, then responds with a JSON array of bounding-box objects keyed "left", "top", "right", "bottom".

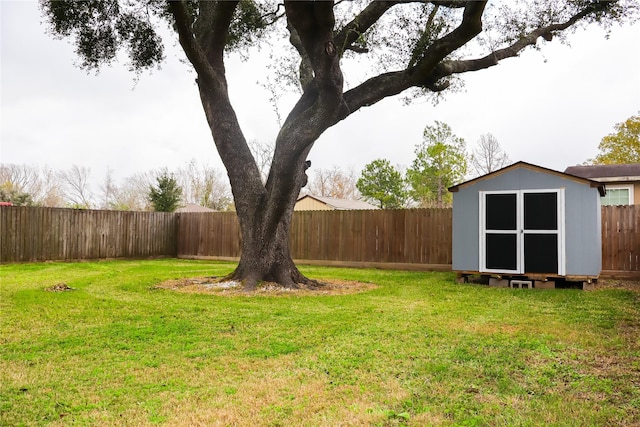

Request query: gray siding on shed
[{"left": 452, "top": 165, "right": 602, "bottom": 276}]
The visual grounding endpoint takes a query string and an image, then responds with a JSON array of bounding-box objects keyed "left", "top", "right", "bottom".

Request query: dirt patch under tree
[{"left": 154, "top": 277, "right": 378, "bottom": 296}]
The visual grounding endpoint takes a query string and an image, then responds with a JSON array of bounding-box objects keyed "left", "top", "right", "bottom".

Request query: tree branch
[
  {"left": 340, "top": 1, "right": 486, "bottom": 119},
  {"left": 168, "top": 1, "right": 212, "bottom": 78},
  {"left": 339, "top": 0, "right": 611, "bottom": 123},
  {"left": 334, "top": 1, "right": 398, "bottom": 56},
  {"left": 287, "top": 21, "right": 314, "bottom": 89},
  {"left": 283, "top": 1, "right": 344, "bottom": 132},
  {"left": 194, "top": 1, "right": 238, "bottom": 68},
  {"left": 412, "top": 0, "right": 485, "bottom": 73},
  {"left": 169, "top": 1, "right": 238, "bottom": 81},
  {"left": 260, "top": 2, "right": 286, "bottom": 25},
  {"left": 427, "top": 3, "right": 610, "bottom": 83},
  {"left": 285, "top": 1, "right": 339, "bottom": 88},
  {"left": 170, "top": 1, "right": 264, "bottom": 216}
]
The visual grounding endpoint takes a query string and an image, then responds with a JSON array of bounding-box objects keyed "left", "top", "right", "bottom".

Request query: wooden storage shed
[{"left": 448, "top": 162, "right": 605, "bottom": 289}]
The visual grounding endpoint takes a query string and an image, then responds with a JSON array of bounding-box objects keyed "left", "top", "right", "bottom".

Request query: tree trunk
[
  {"left": 229, "top": 210, "right": 314, "bottom": 290},
  {"left": 196, "top": 89, "right": 318, "bottom": 289},
  {"left": 227, "top": 143, "right": 318, "bottom": 290},
  {"left": 173, "top": 1, "right": 343, "bottom": 290}
]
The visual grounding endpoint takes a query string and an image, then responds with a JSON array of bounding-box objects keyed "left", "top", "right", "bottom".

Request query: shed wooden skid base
[{"left": 456, "top": 272, "right": 598, "bottom": 290}]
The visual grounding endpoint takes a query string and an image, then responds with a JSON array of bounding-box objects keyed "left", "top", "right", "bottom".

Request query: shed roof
[
  {"left": 564, "top": 163, "right": 640, "bottom": 182},
  {"left": 297, "top": 194, "right": 379, "bottom": 210},
  {"left": 448, "top": 161, "right": 606, "bottom": 196}
]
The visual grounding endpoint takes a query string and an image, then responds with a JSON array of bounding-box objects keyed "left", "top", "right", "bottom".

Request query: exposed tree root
[{"left": 222, "top": 270, "right": 324, "bottom": 292}]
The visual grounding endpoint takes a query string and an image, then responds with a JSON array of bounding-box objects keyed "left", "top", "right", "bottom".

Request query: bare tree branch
[
  {"left": 58, "top": 165, "right": 93, "bottom": 208},
  {"left": 471, "top": 133, "right": 511, "bottom": 177}
]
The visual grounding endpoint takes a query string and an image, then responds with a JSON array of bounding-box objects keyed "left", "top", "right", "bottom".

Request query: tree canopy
[
  {"left": 407, "top": 121, "right": 467, "bottom": 208},
  {"left": 357, "top": 159, "right": 407, "bottom": 209},
  {"left": 592, "top": 113, "right": 640, "bottom": 164},
  {"left": 40, "top": 0, "right": 638, "bottom": 288}
]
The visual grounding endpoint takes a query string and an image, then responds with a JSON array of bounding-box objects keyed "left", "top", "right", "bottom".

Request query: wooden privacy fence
[
  {"left": 1, "top": 206, "right": 639, "bottom": 276},
  {"left": 176, "top": 212, "right": 241, "bottom": 259},
  {"left": 0, "top": 206, "right": 177, "bottom": 262},
  {"left": 601, "top": 205, "right": 639, "bottom": 277},
  {"left": 292, "top": 209, "right": 452, "bottom": 268},
  {"left": 178, "top": 209, "right": 453, "bottom": 269}
]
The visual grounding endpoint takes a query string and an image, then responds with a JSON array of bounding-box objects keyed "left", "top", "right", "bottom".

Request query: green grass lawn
[{"left": 1, "top": 259, "right": 639, "bottom": 426}]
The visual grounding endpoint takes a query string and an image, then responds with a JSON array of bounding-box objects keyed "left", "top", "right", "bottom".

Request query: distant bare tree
[
  {"left": 0, "top": 163, "right": 39, "bottom": 194},
  {"left": 0, "top": 164, "right": 65, "bottom": 207},
  {"left": 99, "top": 167, "right": 119, "bottom": 209},
  {"left": 176, "top": 160, "right": 232, "bottom": 210},
  {"left": 58, "top": 165, "right": 93, "bottom": 208},
  {"left": 248, "top": 140, "right": 274, "bottom": 184},
  {"left": 307, "top": 166, "right": 360, "bottom": 200},
  {"left": 470, "top": 134, "right": 511, "bottom": 177},
  {"left": 97, "top": 168, "right": 152, "bottom": 211},
  {"left": 112, "top": 172, "right": 156, "bottom": 211},
  {"left": 38, "top": 167, "right": 65, "bottom": 207}
]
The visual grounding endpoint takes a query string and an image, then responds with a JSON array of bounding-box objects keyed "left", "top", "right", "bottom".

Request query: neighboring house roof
[
  {"left": 175, "top": 203, "right": 216, "bottom": 213},
  {"left": 296, "top": 194, "right": 379, "bottom": 210},
  {"left": 448, "top": 161, "right": 606, "bottom": 196},
  {"left": 564, "top": 163, "right": 640, "bottom": 182}
]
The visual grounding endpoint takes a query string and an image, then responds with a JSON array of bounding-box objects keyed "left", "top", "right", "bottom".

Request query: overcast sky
[{"left": 2, "top": 1, "right": 639, "bottom": 190}]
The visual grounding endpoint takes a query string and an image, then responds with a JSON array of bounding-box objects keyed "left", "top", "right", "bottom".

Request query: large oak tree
[{"left": 40, "top": 0, "right": 636, "bottom": 289}]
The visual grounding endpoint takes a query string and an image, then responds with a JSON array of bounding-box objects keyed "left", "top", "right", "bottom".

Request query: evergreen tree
[
  {"left": 356, "top": 159, "right": 407, "bottom": 209},
  {"left": 148, "top": 173, "right": 183, "bottom": 212}
]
